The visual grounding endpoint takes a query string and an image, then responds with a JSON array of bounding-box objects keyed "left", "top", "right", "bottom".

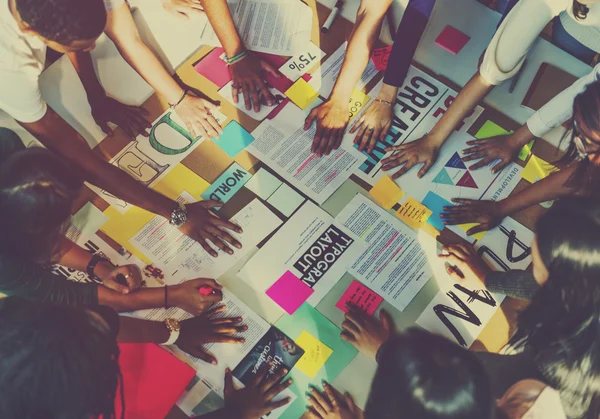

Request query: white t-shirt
[
  {"left": 480, "top": 0, "right": 600, "bottom": 85},
  {"left": 526, "top": 62, "right": 600, "bottom": 138},
  {"left": 0, "top": 0, "right": 124, "bottom": 123}
]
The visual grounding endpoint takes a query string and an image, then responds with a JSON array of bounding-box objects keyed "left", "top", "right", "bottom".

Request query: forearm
[
  {"left": 329, "top": 3, "right": 390, "bottom": 102},
  {"left": 98, "top": 285, "right": 170, "bottom": 312},
  {"left": 382, "top": 0, "right": 435, "bottom": 88},
  {"left": 429, "top": 73, "right": 493, "bottom": 146},
  {"left": 117, "top": 315, "right": 169, "bottom": 343},
  {"left": 21, "top": 108, "right": 174, "bottom": 219},
  {"left": 200, "top": 0, "right": 244, "bottom": 57},
  {"left": 497, "top": 164, "right": 580, "bottom": 215},
  {"left": 67, "top": 51, "right": 104, "bottom": 100}
]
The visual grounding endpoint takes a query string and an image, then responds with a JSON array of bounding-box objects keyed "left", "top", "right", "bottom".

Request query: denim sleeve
[{"left": 382, "top": 0, "right": 436, "bottom": 87}]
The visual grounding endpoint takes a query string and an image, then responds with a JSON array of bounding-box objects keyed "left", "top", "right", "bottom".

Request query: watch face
[
  {"left": 170, "top": 207, "right": 188, "bottom": 227},
  {"left": 165, "top": 318, "right": 181, "bottom": 332}
]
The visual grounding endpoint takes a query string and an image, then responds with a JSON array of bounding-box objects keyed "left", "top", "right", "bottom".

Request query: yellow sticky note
[
  {"left": 294, "top": 331, "right": 333, "bottom": 378},
  {"left": 348, "top": 89, "right": 370, "bottom": 121},
  {"left": 457, "top": 223, "right": 487, "bottom": 241},
  {"left": 285, "top": 79, "right": 319, "bottom": 110},
  {"left": 370, "top": 176, "right": 405, "bottom": 210},
  {"left": 101, "top": 164, "right": 210, "bottom": 263},
  {"left": 395, "top": 197, "right": 432, "bottom": 229},
  {"left": 522, "top": 155, "right": 558, "bottom": 184}
]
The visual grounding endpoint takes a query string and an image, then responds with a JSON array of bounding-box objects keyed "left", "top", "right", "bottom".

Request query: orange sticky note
[
  {"left": 395, "top": 197, "right": 432, "bottom": 229},
  {"left": 370, "top": 176, "right": 405, "bottom": 210},
  {"left": 285, "top": 78, "right": 319, "bottom": 110}
]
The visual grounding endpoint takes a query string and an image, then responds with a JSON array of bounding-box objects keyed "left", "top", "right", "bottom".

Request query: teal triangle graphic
[
  {"left": 445, "top": 152, "right": 467, "bottom": 169},
  {"left": 433, "top": 168, "right": 454, "bottom": 185}
]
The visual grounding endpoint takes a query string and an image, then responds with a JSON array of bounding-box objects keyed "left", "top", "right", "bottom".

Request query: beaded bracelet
[
  {"left": 225, "top": 50, "right": 249, "bottom": 66},
  {"left": 374, "top": 98, "right": 394, "bottom": 106}
]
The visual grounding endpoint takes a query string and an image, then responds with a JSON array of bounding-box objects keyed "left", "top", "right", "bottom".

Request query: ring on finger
[{"left": 368, "top": 127, "right": 375, "bottom": 132}]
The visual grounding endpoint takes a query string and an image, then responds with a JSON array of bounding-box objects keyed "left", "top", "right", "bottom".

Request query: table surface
[{"left": 0, "top": 0, "right": 585, "bottom": 417}]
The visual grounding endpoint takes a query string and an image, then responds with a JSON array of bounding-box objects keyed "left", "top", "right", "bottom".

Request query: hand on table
[
  {"left": 98, "top": 263, "right": 143, "bottom": 295},
  {"left": 160, "top": 0, "right": 204, "bottom": 19},
  {"left": 229, "top": 55, "right": 280, "bottom": 112},
  {"left": 224, "top": 366, "right": 293, "bottom": 419},
  {"left": 180, "top": 200, "right": 243, "bottom": 258},
  {"left": 381, "top": 135, "right": 440, "bottom": 179},
  {"left": 89, "top": 95, "right": 151, "bottom": 140},
  {"left": 462, "top": 134, "right": 522, "bottom": 172},
  {"left": 350, "top": 100, "right": 393, "bottom": 154},
  {"left": 438, "top": 243, "right": 491, "bottom": 284},
  {"left": 176, "top": 304, "right": 247, "bottom": 364},
  {"left": 306, "top": 381, "right": 362, "bottom": 419},
  {"left": 174, "top": 93, "right": 223, "bottom": 139},
  {"left": 341, "top": 305, "right": 395, "bottom": 361},
  {"left": 168, "top": 278, "right": 223, "bottom": 315},
  {"left": 440, "top": 198, "right": 505, "bottom": 236},
  {"left": 304, "top": 99, "right": 350, "bottom": 157}
]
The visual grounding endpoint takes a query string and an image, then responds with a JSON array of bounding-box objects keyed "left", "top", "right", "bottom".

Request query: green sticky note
[
  {"left": 275, "top": 303, "right": 358, "bottom": 418},
  {"left": 474, "top": 120, "right": 512, "bottom": 140},
  {"left": 517, "top": 139, "right": 535, "bottom": 161}
]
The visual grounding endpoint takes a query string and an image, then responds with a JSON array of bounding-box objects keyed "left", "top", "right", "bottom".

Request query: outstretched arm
[{"left": 305, "top": 0, "right": 393, "bottom": 157}]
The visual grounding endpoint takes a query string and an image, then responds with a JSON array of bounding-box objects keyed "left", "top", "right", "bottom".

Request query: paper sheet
[
  {"left": 247, "top": 101, "right": 367, "bottom": 204},
  {"left": 309, "top": 42, "right": 379, "bottom": 99},
  {"left": 266, "top": 271, "right": 314, "bottom": 314},
  {"left": 130, "top": 197, "right": 282, "bottom": 283},
  {"left": 348, "top": 89, "right": 371, "bottom": 121},
  {"left": 522, "top": 155, "right": 558, "bottom": 184},
  {"left": 194, "top": 48, "right": 232, "bottom": 89},
  {"left": 371, "top": 46, "right": 392, "bottom": 71},
  {"left": 266, "top": 183, "right": 305, "bottom": 217},
  {"left": 369, "top": 175, "right": 405, "bottom": 210},
  {"left": 294, "top": 331, "right": 333, "bottom": 378},
  {"left": 201, "top": 163, "right": 251, "bottom": 205},
  {"left": 435, "top": 25, "right": 470, "bottom": 54},
  {"left": 244, "top": 168, "right": 283, "bottom": 200},
  {"left": 285, "top": 78, "right": 320, "bottom": 110},
  {"left": 279, "top": 42, "right": 325, "bottom": 81},
  {"left": 238, "top": 201, "right": 365, "bottom": 306},
  {"left": 336, "top": 194, "right": 433, "bottom": 311},
  {"left": 67, "top": 202, "right": 109, "bottom": 243},
  {"left": 355, "top": 67, "right": 484, "bottom": 185},
  {"left": 88, "top": 109, "right": 225, "bottom": 213}
]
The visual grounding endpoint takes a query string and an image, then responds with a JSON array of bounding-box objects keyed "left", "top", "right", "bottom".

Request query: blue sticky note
[
  {"left": 421, "top": 191, "right": 453, "bottom": 231},
  {"left": 201, "top": 162, "right": 251, "bottom": 207},
  {"left": 213, "top": 120, "right": 256, "bottom": 158}
]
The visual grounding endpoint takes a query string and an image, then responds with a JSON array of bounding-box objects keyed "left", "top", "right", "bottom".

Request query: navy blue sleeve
[{"left": 382, "top": 0, "right": 436, "bottom": 87}]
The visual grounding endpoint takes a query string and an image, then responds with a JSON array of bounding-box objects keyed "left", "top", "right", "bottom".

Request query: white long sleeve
[
  {"left": 479, "top": 0, "right": 566, "bottom": 85},
  {"left": 526, "top": 63, "right": 600, "bottom": 137}
]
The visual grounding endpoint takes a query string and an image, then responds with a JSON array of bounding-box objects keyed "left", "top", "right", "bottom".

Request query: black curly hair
[{"left": 15, "top": 0, "right": 107, "bottom": 45}]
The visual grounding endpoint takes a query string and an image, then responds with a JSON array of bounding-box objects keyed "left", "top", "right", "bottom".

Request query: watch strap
[
  {"left": 162, "top": 328, "right": 180, "bottom": 346},
  {"left": 86, "top": 254, "right": 106, "bottom": 280}
]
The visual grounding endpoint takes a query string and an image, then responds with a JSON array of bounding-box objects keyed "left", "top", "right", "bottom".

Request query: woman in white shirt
[
  {"left": 441, "top": 63, "right": 600, "bottom": 234},
  {"left": 379, "top": 0, "right": 600, "bottom": 180}
]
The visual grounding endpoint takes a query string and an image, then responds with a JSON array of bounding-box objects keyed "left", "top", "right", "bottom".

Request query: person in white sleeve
[
  {"left": 441, "top": 65, "right": 600, "bottom": 235},
  {"left": 0, "top": 0, "right": 243, "bottom": 257},
  {"left": 379, "top": 0, "right": 600, "bottom": 180}
]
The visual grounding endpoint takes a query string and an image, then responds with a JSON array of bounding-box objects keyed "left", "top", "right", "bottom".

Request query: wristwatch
[
  {"left": 162, "top": 318, "right": 181, "bottom": 345},
  {"left": 169, "top": 203, "right": 188, "bottom": 227}
]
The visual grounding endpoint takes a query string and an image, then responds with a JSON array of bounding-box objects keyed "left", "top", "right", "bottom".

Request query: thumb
[
  {"left": 200, "top": 199, "right": 224, "bottom": 209},
  {"left": 260, "top": 60, "right": 279, "bottom": 77},
  {"left": 379, "top": 309, "right": 394, "bottom": 332},
  {"left": 304, "top": 109, "right": 317, "bottom": 130},
  {"left": 223, "top": 368, "right": 235, "bottom": 397},
  {"left": 103, "top": 278, "right": 129, "bottom": 295}
]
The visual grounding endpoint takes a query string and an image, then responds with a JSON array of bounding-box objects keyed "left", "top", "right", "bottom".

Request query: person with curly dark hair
[{"left": 0, "top": 0, "right": 241, "bottom": 258}]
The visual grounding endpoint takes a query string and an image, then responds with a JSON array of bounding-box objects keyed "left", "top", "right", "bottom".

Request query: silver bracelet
[
  {"left": 374, "top": 98, "right": 394, "bottom": 106},
  {"left": 169, "top": 90, "right": 188, "bottom": 110}
]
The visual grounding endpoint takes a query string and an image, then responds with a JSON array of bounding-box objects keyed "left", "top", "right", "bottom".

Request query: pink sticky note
[
  {"left": 301, "top": 73, "right": 312, "bottom": 82},
  {"left": 336, "top": 280, "right": 383, "bottom": 316},
  {"left": 255, "top": 52, "right": 289, "bottom": 69},
  {"left": 265, "top": 72, "right": 294, "bottom": 94},
  {"left": 266, "top": 271, "right": 313, "bottom": 314},
  {"left": 435, "top": 26, "right": 470, "bottom": 55},
  {"left": 194, "top": 48, "right": 232, "bottom": 89},
  {"left": 371, "top": 46, "right": 392, "bottom": 71}
]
